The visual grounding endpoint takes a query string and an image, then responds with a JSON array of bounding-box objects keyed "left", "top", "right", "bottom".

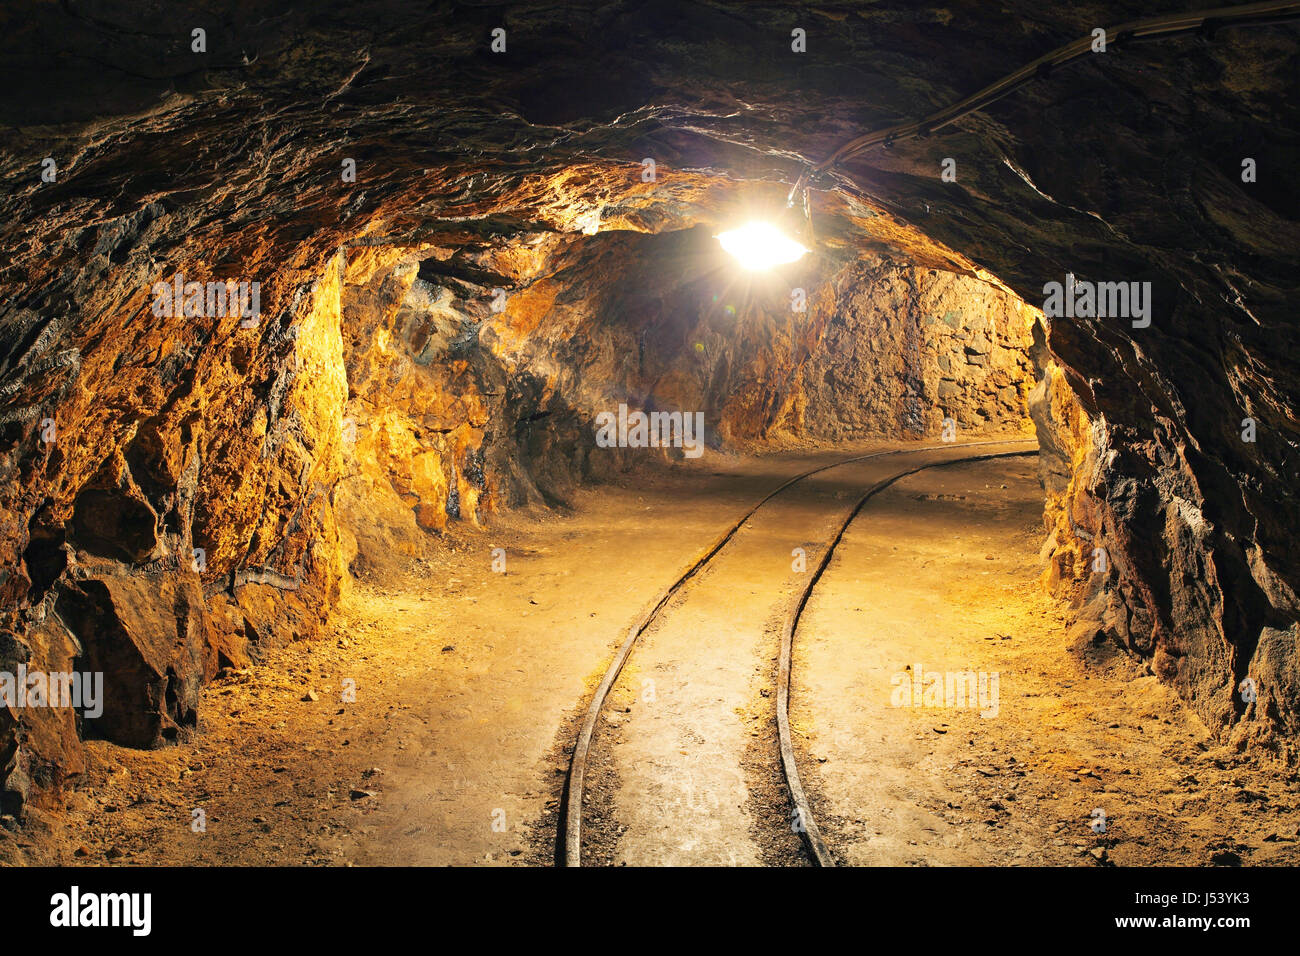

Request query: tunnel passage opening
[{"left": 330, "top": 221, "right": 1056, "bottom": 586}]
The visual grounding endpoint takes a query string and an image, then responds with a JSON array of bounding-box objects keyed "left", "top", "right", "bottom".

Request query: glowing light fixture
[
  {"left": 717, "top": 168, "right": 814, "bottom": 271},
  {"left": 716, "top": 221, "right": 809, "bottom": 271}
]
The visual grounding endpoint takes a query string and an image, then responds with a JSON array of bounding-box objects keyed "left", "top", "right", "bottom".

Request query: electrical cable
[{"left": 800, "top": 0, "right": 1300, "bottom": 182}]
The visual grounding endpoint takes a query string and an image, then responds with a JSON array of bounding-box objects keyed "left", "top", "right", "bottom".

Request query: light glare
[{"left": 716, "top": 221, "right": 809, "bottom": 271}]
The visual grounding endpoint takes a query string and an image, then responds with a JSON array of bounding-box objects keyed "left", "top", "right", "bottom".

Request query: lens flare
[{"left": 716, "top": 222, "right": 809, "bottom": 271}]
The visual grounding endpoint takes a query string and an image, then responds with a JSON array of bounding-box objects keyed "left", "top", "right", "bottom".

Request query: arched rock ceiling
[{"left": 6, "top": 2, "right": 1295, "bottom": 298}]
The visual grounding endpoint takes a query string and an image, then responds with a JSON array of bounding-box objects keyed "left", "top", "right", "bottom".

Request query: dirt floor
[
  {"left": 4, "top": 441, "right": 1298, "bottom": 866},
  {"left": 795, "top": 455, "right": 1300, "bottom": 866}
]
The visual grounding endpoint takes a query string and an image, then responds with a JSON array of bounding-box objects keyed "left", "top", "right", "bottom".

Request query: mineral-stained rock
[
  {"left": 54, "top": 568, "right": 208, "bottom": 749},
  {"left": 794, "top": 263, "right": 1036, "bottom": 441},
  {"left": 0, "top": 617, "right": 85, "bottom": 813}
]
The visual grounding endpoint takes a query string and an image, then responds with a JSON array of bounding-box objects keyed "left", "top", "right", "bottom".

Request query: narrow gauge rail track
[
  {"left": 560, "top": 439, "right": 1036, "bottom": 867},
  {"left": 777, "top": 447, "right": 1039, "bottom": 866}
]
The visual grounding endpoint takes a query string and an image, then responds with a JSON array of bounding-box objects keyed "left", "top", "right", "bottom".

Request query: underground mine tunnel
[{"left": 0, "top": 0, "right": 1298, "bottom": 881}]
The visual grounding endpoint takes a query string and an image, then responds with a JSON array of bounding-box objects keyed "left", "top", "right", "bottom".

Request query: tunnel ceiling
[{"left": 1, "top": 0, "right": 1299, "bottom": 803}]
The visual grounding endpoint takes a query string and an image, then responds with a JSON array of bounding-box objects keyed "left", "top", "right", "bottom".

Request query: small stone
[
  {"left": 350, "top": 789, "right": 376, "bottom": 800},
  {"left": 302, "top": 690, "right": 318, "bottom": 702}
]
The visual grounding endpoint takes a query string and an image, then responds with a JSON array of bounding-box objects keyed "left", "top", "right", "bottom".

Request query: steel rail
[
  {"left": 777, "top": 446, "right": 1039, "bottom": 866},
  {"left": 560, "top": 437, "right": 1036, "bottom": 866}
]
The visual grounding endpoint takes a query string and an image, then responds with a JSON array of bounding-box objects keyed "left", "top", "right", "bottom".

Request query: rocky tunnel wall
[
  {"left": 1, "top": 239, "right": 351, "bottom": 810},
  {"left": 330, "top": 226, "right": 1040, "bottom": 572}
]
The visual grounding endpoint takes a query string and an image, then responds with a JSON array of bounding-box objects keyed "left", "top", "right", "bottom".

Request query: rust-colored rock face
[
  {"left": 791, "top": 264, "right": 1036, "bottom": 442},
  {"left": 0, "top": 1, "right": 1297, "bottom": 806},
  {"left": 333, "top": 229, "right": 1039, "bottom": 580}
]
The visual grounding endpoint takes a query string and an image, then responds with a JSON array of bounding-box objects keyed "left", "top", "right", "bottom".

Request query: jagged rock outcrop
[{"left": 792, "top": 263, "right": 1035, "bottom": 441}]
